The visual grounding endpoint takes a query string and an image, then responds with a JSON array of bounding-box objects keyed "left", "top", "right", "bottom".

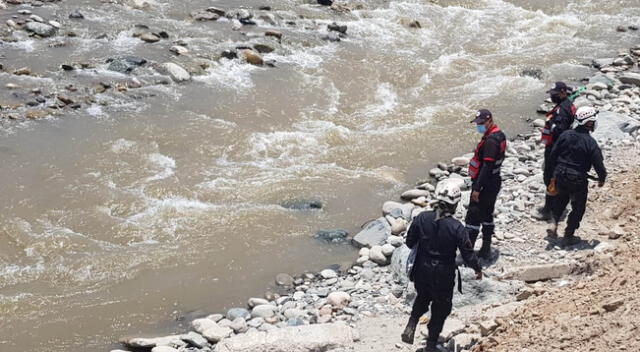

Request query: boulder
[
  {"left": 390, "top": 244, "right": 411, "bottom": 284},
  {"left": 192, "top": 318, "right": 219, "bottom": 334},
  {"left": 202, "top": 324, "right": 233, "bottom": 343},
  {"left": 512, "top": 263, "right": 573, "bottom": 282},
  {"left": 181, "top": 331, "right": 208, "bottom": 348},
  {"left": 369, "top": 245, "right": 388, "bottom": 265},
  {"left": 275, "top": 273, "right": 294, "bottom": 286},
  {"left": 107, "top": 56, "right": 147, "bottom": 73},
  {"left": 619, "top": 72, "right": 640, "bottom": 86},
  {"left": 281, "top": 199, "right": 322, "bottom": 210},
  {"left": 352, "top": 217, "right": 391, "bottom": 248},
  {"left": 159, "top": 62, "right": 191, "bottom": 82},
  {"left": 401, "top": 189, "right": 430, "bottom": 200},
  {"left": 593, "top": 111, "right": 638, "bottom": 140},
  {"left": 251, "top": 304, "right": 276, "bottom": 319},
  {"left": 381, "top": 243, "right": 396, "bottom": 257},
  {"left": 320, "top": 269, "right": 337, "bottom": 279},
  {"left": 327, "top": 291, "right": 351, "bottom": 308},
  {"left": 214, "top": 322, "right": 355, "bottom": 352},
  {"left": 227, "top": 308, "right": 251, "bottom": 321},
  {"left": 314, "top": 229, "right": 349, "bottom": 243},
  {"left": 25, "top": 21, "right": 57, "bottom": 37},
  {"left": 241, "top": 50, "right": 263, "bottom": 66},
  {"left": 124, "top": 335, "right": 184, "bottom": 349}
]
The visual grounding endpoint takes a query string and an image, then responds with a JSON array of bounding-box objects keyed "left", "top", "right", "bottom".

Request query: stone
[
  {"left": 151, "top": 347, "right": 178, "bottom": 352},
  {"left": 381, "top": 243, "right": 395, "bottom": 257},
  {"left": 320, "top": 268, "right": 337, "bottom": 279},
  {"left": 602, "top": 298, "right": 624, "bottom": 312},
  {"left": 253, "top": 44, "right": 274, "bottom": 53},
  {"left": 589, "top": 74, "right": 615, "bottom": 87},
  {"left": 192, "top": 10, "right": 220, "bottom": 21},
  {"left": 25, "top": 21, "right": 57, "bottom": 37},
  {"left": 248, "top": 298, "right": 269, "bottom": 307},
  {"left": 448, "top": 333, "right": 480, "bottom": 351},
  {"left": 513, "top": 263, "right": 573, "bottom": 282},
  {"left": 619, "top": 72, "right": 640, "bottom": 86},
  {"left": 129, "top": 0, "right": 150, "bottom": 10},
  {"left": 251, "top": 304, "right": 276, "bottom": 319},
  {"left": 533, "top": 119, "right": 546, "bottom": 128},
  {"left": 181, "top": 331, "right": 208, "bottom": 348},
  {"left": 386, "top": 215, "right": 407, "bottom": 235},
  {"left": 287, "top": 317, "right": 305, "bottom": 327},
  {"left": 284, "top": 308, "right": 304, "bottom": 319},
  {"left": 592, "top": 58, "right": 614, "bottom": 69},
  {"left": 451, "top": 156, "right": 470, "bottom": 166},
  {"left": 192, "top": 318, "right": 219, "bottom": 334},
  {"left": 281, "top": 199, "right": 322, "bottom": 210},
  {"left": 202, "top": 324, "right": 233, "bottom": 343},
  {"left": 400, "top": 18, "right": 421, "bottom": 28},
  {"left": 124, "top": 335, "right": 184, "bottom": 349},
  {"left": 69, "top": 10, "right": 84, "bottom": 19},
  {"left": 265, "top": 30, "right": 283, "bottom": 39},
  {"left": 401, "top": 189, "right": 430, "bottom": 200},
  {"left": 213, "top": 322, "right": 356, "bottom": 352},
  {"left": 230, "top": 318, "right": 248, "bottom": 333},
  {"left": 107, "top": 56, "right": 147, "bottom": 73},
  {"left": 352, "top": 217, "right": 391, "bottom": 248},
  {"left": 242, "top": 50, "right": 264, "bottom": 66},
  {"left": 382, "top": 201, "right": 414, "bottom": 220},
  {"left": 328, "top": 22, "right": 347, "bottom": 34},
  {"left": 227, "top": 308, "right": 251, "bottom": 321},
  {"left": 387, "top": 235, "right": 404, "bottom": 247},
  {"left": 368, "top": 245, "right": 388, "bottom": 265},
  {"left": 478, "top": 320, "right": 498, "bottom": 336},
  {"left": 520, "top": 68, "right": 543, "bottom": 79},
  {"left": 327, "top": 291, "right": 351, "bottom": 309},
  {"left": 438, "top": 318, "right": 466, "bottom": 341},
  {"left": 593, "top": 111, "right": 638, "bottom": 140},
  {"left": 159, "top": 62, "right": 191, "bottom": 82},
  {"left": 314, "top": 229, "right": 349, "bottom": 243},
  {"left": 276, "top": 273, "right": 294, "bottom": 286},
  {"left": 170, "top": 45, "right": 188, "bottom": 55},
  {"left": 141, "top": 33, "right": 160, "bottom": 43}
]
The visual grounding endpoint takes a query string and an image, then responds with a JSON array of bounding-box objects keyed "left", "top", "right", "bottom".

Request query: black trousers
[
  {"left": 410, "top": 263, "right": 456, "bottom": 343},
  {"left": 543, "top": 147, "right": 556, "bottom": 210},
  {"left": 465, "top": 177, "right": 501, "bottom": 246},
  {"left": 552, "top": 177, "right": 588, "bottom": 234}
]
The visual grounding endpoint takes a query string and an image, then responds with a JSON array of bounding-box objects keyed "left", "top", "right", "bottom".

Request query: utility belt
[
  {"left": 555, "top": 164, "right": 587, "bottom": 185},
  {"left": 424, "top": 257, "right": 463, "bottom": 294}
]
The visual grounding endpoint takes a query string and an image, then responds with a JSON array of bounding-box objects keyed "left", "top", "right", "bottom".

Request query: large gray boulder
[
  {"left": 390, "top": 244, "right": 411, "bottom": 284},
  {"left": 159, "top": 62, "right": 191, "bottom": 82},
  {"left": 213, "top": 322, "right": 356, "bottom": 352},
  {"left": 618, "top": 72, "right": 640, "bottom": 86},
  {"left": 352, "top": 217, "right": 390, "bottom": 248},
  {"left": 25, "top": 21, "right": 57, "bottom": 37},
  {"left": 593, "top": 111, "right": 639, "bottom": 140}
]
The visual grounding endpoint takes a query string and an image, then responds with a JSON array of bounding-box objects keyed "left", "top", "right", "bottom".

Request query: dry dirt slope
[{"left": 471, "top": 156, "right": 640, "bottom": 352}]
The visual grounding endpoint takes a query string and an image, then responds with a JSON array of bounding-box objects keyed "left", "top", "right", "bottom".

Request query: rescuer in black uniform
[
  {"left": 465, "top": 109, "right": 507, "bottom": 259},
  {"left": 536, "top": 82, "right": 577, "bottom": 220},
  {"left": 546, "top": 106, "right": 607, "bottom": 246},
  {"left": 401, "top": 182, "right": 482, "bottom": 351}
]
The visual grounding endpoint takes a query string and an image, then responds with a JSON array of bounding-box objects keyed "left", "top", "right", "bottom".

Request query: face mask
[
  {"left": 551, "top": 94, "right": 562, "bottom": 104},
  {"left": 477, "top": 124, "right": 487, "bottom": 134}
]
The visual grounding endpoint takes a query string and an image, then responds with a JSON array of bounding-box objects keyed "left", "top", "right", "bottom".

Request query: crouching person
[{"left": 401, "top": 183, "right": 483, "bottom": 351}]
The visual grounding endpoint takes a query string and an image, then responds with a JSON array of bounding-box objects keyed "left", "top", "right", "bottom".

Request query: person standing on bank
[
  {"left": 546, "top": 106, "right": 606, "bottom": 246},
  {"left": 465, "top": 109, "right": 507, "bottom": 259},
  {"left": 401, "top": 183, "right": 482, "bottom": 351},
  {"left": 536, "top": 82, "right": 577, "bottom": 220}
]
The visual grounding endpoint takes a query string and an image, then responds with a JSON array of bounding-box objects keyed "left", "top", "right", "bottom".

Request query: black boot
[
  {"left": 423, "top": 340, "right": 441, "bottom": 352},
  {"left": 561, "top": 228, "right": 581, "bottom": 247},
  {"left": 534, "top": 195, "right": 554, "bottom": 220},
  {"left": 478, "top": 228, "right": 493, "bottom": 259},
  {"left": 401, "top": 318, "right": 418, "bottom": 344}
]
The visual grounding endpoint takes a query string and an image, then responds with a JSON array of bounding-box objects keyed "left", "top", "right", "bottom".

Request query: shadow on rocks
[{"left": 544, "top": 235, "right": 601, "bottom": 251}]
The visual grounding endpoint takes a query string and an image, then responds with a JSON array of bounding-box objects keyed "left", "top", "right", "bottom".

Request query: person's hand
[
  {"left": 475, "top": 271, "right": 483, "bottom": 280},
  {"left": 598, "top": 181, "right": 605, "bottom": 188},
  {"left": 471, "top": 191, "right": 480, "bottom": 203}
]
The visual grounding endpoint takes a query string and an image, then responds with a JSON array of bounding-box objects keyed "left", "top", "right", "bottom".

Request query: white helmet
[
  {"left": 435, "top": 182, "right": 462, "bottom": 205},
  {"left": 575, "top": 106, "right": 598, "bottom": 126}
]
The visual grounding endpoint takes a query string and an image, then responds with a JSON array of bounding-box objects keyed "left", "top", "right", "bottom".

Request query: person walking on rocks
[
  {"left": 465, "top": 109, "right": 506, "bottom": 259},
  {"left": 546, "top": 106, "right": 606, "bottom": 246},
  {"left": 401, "top": 183, "right": 482, "bottom": 351},
  {"left": 536, "top": 82, "right": 577, "bottom": 220}
]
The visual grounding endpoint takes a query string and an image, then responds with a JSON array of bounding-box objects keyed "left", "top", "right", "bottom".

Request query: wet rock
[
  {"left": 13, "top": 67, "right": 31, "bottom": 75},
  {"left": 24, "top": 21, "right": 57, "bottom": 37},
  {"left": 401, "top": 189, "right": 430, "bottom": 200},
  {"left": 253, "top": 44, "right": 274, "bottom": 53},
  {"left": 275, "top": 273, "right": 294, "bottom": 287},
  {"left": 265, "top": 30, "right": 283, "bottom": 40},
  {"left": 26, "top": 110, "right": 50, "bottom": 119},
  {"left": 214, "top": 322, "right": 355, "bottom": 352},
  {"left": 281, "top": 199, "right": 322, "bottom": 210},
  {"left": 400, "top": 18, "right": 421, "bottom": 29},
  {"left": 248, "top": 298, "right": 269, "bottom": 308},
  {"left": 320, "top": 269, "right": 337, "bottom": 279},
  {"left": 317, "top": 0, "right": 333, "bottom": 6},
  {"left": 592, "top": 58, "right": 614, "bottom": 69},
  {"left": 220, "top": 50, "right": 238, "bottom": 60},
  {"left": 124, "top": 335, "right": 184, "bottom": 349},
  {"left": 352, "top": 217, "right": 391, "bottom": 248},
  {"left": 323, "top": 32, "right": 340, "bottom": 42},
  {"left": 520, "top": 68, "right": 543, "bottom": 79},
  {"left": 69, "top": 10, "right": 84, "bottom": 19},
  {"left": 129, "top": 0, "right": 150, "bottom": 10},
  {"left": 314, "top": 229, "right": 349, "bottom": 243},
  {"left": 170, "top": 45, "right": 188, "bottom": 55},
  {"left": 57, "top": 95, "right": 74, "bottom": 105},
  {"left": 107, "top": 56, "right": 147, "bottom": 73},
  {"left": 368, "top": 245, "right": 388, "bottom": 265},
  {"left": 192, "top": 10, "right": 220, "bottom": 21},
  {"left": 61, "top": 64, "right": 75, "bottom": 71},
  {"left": 327, "top": 22, "right": 347, "bottom": 34},
  {"left": 140, "top": 33, "right": 160, "bottom": 43},
  {"left": 159, "top": 62, "right": 191, "bottom": 82},
  {"left": 227, "top": 308, "right": 251, "bottom": 321},
  {"left": 616, "top": 25, "right": 627, "bottom": 32},
  {"left": 230, "top": 318, "right": 248, "bottom": 334}
]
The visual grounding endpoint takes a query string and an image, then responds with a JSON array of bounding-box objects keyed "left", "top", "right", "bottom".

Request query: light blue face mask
[{"left": 476, "top": 124, "right": 487, "bottom": 134}]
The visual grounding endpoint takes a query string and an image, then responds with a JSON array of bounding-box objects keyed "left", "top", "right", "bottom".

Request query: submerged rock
[
  {"left": 159, "top": 62, "right": 191, "bottom": 82},
  {"left": 280, "top": 199, "right": 323, "bottom": 210},
  {"left": 314, "top": 229, "right": 349, "bottom": 243},
  {"left": 106, "top": 56, "right": 147, "bottom": 73},
  {"left": 25, "top": 21, "right": 57, "bottom": 37}
]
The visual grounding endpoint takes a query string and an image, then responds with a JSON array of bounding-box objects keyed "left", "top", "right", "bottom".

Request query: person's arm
[
  {"left": 551, "top": 102, "right": 575, "bottom": 137},
  {"left": 592, "top": 144, "right": 607, "bottom": 186},
  {"left": 546, "top": 133, "right": 566, "bottom": 181},
  {"left": 405, "top": 215, "right": 422, "bottom": 249},
  {"left": 455, "top": 224, "right": 482, "bottom": 277}
]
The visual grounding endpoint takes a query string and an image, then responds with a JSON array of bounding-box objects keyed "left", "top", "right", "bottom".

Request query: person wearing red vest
[
  {"left": 465, "top": 109, "right": 506, "bottom": 259},
  {"left": 535, "top": 82, "right": 577, "bottom": 220}
]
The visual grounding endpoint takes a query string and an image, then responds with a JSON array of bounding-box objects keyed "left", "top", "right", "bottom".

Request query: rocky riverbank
[{"left": 108, "top": 45, "right": 640, "bottom": 352}]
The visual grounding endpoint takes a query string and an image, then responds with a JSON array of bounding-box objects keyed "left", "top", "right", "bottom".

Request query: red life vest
[
  {"left": 469, "top": 125, "right": 506, "bottom": 180},
  {"left": 541, "top": 104, "right": 577, "bottom": 146}
]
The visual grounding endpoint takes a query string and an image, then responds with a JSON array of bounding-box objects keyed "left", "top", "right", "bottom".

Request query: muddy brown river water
[{"left": 1, "top": 0, "right": 639, "bottom": 350}]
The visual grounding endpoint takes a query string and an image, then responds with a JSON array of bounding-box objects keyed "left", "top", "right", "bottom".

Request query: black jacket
[
  {"left": 548, "top": 99, "right": 576, "bottom": 145},
  {"left": 548, "top": 126, "right": 607, "bottom": 182},
  {"left": 472, "top": 126, "right": 506, "bottom": 192},
  {"left": 406, "top": 211, "right": 481, "bottom": 272}
]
